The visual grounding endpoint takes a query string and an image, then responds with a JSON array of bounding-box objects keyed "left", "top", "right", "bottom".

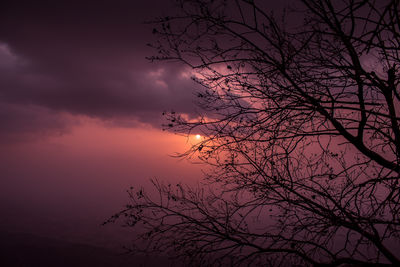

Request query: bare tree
[{"left": 107, "top": 0, "right": 400, "bottom": 265}]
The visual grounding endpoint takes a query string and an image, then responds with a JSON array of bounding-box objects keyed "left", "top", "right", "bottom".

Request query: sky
[
  {"left": 3, "top": 0, "right": 397, "bottom": 264},
  {"left": 0, "top": 0, "right": 205, "bottom": 250}
]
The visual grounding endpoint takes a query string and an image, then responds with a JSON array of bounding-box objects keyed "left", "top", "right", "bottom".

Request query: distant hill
[{"left": 0, "top": 232, "right": 171, "bottom": 267}]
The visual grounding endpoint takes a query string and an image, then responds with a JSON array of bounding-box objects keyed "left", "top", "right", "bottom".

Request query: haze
[{"left": 0, "top": 0, "right": 204, "bottom": 251}]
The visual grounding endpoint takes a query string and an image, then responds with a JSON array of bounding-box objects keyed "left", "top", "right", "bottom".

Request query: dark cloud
[
  {"left": 0, "top": 102, "right": 75, "bottom": 143},
  {"left": 0, "top": 0, "right": 200, "bottom": 138}
]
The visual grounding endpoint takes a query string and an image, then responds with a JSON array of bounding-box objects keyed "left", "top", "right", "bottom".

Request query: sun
[{"left": 195, "top": 134, "right": 201, "bottom": 140}]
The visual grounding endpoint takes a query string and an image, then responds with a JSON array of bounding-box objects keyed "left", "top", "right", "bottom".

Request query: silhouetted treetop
[{"left": 109, "top": 1, "right": 400, "bottom": 266}]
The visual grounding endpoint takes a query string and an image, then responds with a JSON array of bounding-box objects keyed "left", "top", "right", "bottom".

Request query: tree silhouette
[{"left": 108, "top": 0, "right": 400, "bottom": 265}]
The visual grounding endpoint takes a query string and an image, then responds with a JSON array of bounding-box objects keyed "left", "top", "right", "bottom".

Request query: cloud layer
[{"left": 0, "top": 0, "right": 200, "bottom": 140}]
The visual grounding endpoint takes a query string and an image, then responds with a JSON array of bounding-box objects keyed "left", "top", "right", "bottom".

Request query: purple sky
[
  {"left": 0, "top": 0, "right": 292, "bottom": 254},
  {"left": 0, "top": 0, "right": 205, "bottom": 249}
]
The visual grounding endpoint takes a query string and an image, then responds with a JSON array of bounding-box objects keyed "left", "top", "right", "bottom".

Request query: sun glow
[{"left": 195, "top": 134, "right": 201, "bottom": 140}]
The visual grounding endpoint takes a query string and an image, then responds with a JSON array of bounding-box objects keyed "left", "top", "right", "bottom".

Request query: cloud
[
  {"left": 0, "top": 102, "right": 76, "bottom": 143},
  {"left": 0, "top": 0, "right": 201, "bottom": 139}
]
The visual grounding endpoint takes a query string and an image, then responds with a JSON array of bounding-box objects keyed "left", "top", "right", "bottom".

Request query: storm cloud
[{"left": 0, "top": 0, "right": 200, "bottom": 140}]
